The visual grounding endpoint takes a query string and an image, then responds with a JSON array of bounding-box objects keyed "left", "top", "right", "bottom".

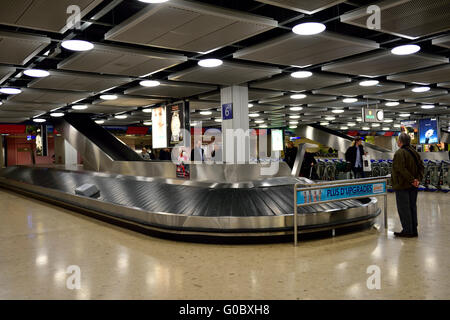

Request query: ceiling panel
[
  {"left": 0, "top": 117, "right": 28, "bottom": 124},
  {"left": 69, "top": 104, "right": 136, "bottom": 114},
  {"left": 0, "top": 101, "right": 62, "bottom": 112},
  {"left": 0, "top": 0, "right": 104, "bottom": 33},
  {"left": 322, "top": 50, "right": 448, "bottom": 77},
  {"left": 254, "top": 0, "right": 346, "bottom": 14},
  {"left": 364, "top": 88, "right": 448, "bottom": 101},
  {"left": 0, "top": 31, "right": 50, "bottom": 65},
  {"left": 340, "top": 0, "right": 450, "bottom": 39},
  {"left": 438, "top": 82, "right": 450, "bottom": 89},
  {"left": 58, "top": 43, "right": 187, "bottom": 77},
  {"left": 0, "top": 110, "right": 43, "bottom": 118},
  {"left": 199, "top": 88, "right": 284, "bottom": 102},
  {"left": 405, "top": 95, "right": 450, "bottom": 105},
  {"left": 189, "top": 100, "right": 220, "bottom": 111},
  {"left": 432, "top": 35, "right": 450, "bottom": 49},
  {"left": 387, "top": 64, "right": 450, "bottom": 85},
  {"left": 0, "top": 66, "right": 15, "bottom": 85},
  {"left": 251, "top": 72, "right": 351, "bottom": 92},
  {"left": 105, "top": 0, "right": 277, "bottom": 53},
  {"left": 260, "top": 94, "right": 336, "bottom": 105},
  {"left": 93, "top": 94, "right": 165, "bottom": 107},
  {"left": 307, "top": 99, "right": 380, "bottom": 108},
  {"left": 125, "top": 80, "right": 216, "bottom": 98},
  {"left": 313, "top": 81, "right": 405, "bottom": 96},
  {"left": 8, "top": 88, "right": 92, "bottom": 104},
  {"left": 28, "top": 70, "right": 133, "bottom": 93},
  {"left": 168, "top": 61, "right": 281, "bottom": 85},
  {"left": 234, "top": 31, "right": 378, "bottom": 67}
]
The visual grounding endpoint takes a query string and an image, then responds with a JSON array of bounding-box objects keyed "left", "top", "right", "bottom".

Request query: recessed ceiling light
[
  {"left": 140, "top": 80, "right": 160, "bottom": 87},
  {"left": 325, "top": 116, "right": 335, "bottom": 121},
  {"left": 289, "top": 125, "right": 298, "bottom": 129},
  {"left": 0, "top": 101, "right": 2, "bottom": 105},
  {"left": 33, "top": 118, "right": 46, "bottom": 123},
  {"left": 320, "top": 121, "right": 329, "bottom": 126},
  {"left": 382, "top": 127, "right": 390, "bottom": 131},
  {"left": 100, "top": 94, "right": 118, "bottom": 100},
  {"left": 421, "top": 104, "right": 435, "bottom": 109},
  {"left": 0, "top": 87, "right": 22, "bottom": 94},
  {"left": 259, "top": 124, "right": 268, "bottom": 128},
  {"left": 249, "top": 113, "right": 260, "bottom": 117},
  {"left": 412, "top": 86, "right": 430, "bottom": 93},
  {"left": 385, "top": 101, "right": 399, "bottom": 107},
  {"left": 291, "top": 71, "right": 313, "bottom": 78},
  {"left": 385, "top": 119, "right": 394, "bottom": 123},
  {"left": 356, "top": 117, "right": 363, "bottom": 122},
  {"left": 292, "top": 22, "right": 326, "bottom": 35},
  {"left": 200, "top": 111, "right": 212, "bottom": 115},
  {"left": 372, "top": 123, "right": 380, "bottom": 127},
  {"left": 50, "top": 112, "right": 64, "bottom": 117},
  {"left": 290, "top": 106, "right": 303, "bottom": 111},
  {"left": 289, "top": 115, "right": 300, "bottom": 119},
  {"left": 95, "top": 120, "right": 105, "bottom": 124},
  {"left": 61, "top": 40, "right": 94, "bottom": 52},
  {"left": 400, "top": 113, "right": 410, "bottom": 117},
  {"left": 190, "top": 122, "right": 198, "bottom": 126},
  {"left": 343, "top": 98, "right": 358, "bottom": 103},
  {"left": 394, "top": 124, "right": 401, "bottom": 128},
  {"left": 143, "top": 121, "right": 152, "bottom": 126},
  {"left": 214, "top": 118, "right": 222, "bottom": 122},
  {"left": 115, "top": 114, "right": 127, "bottom": 119},
  {"left": 332, "top": 109, "right": 345, "bottom": 114},
  {"left": 347, "top": 122, "right": 356, "bottom": 126},
  {"left": 138, "top": 0, "right": 170, "bottom": 3},
  {"left": 248, "top": 103, "right": 254, "bottom": 108},
  {"left": 359, "top": 80, "right": 379, "bottom": 87},
  {"left": 24, "top": 69, "right": 50, "bottom": 78},
  {"left": 340, "top": 126, "right": 348, "bottom": 130},
  {"left": 289, "top": 121, "right": 298, "bottom": 124},
  {"left": 142, "top": 108, "right": 152, "bottom": 113},
  {"left": 362, "top": 127, "right": 370, "bottom": 130},
  {"left": 391, "top": 44, "right": 420, "bottom": 55},
  {"left": 255, "top": 120, "right": 265, "bottom": 124},
  {"left": 72, "top": 105, "right": 88, "bottom": 110},
  {"left": 290, "top": 94, "right": 306, "bottom": 100},
  {"left": 198, "top": 59, "right": 223, "bottom": 68}
]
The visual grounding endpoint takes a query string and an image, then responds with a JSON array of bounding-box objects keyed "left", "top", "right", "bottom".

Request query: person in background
[
  {"left": 141, "top": 147, "right": 151, "bottom": 160},
  {"left": 345, "top": 137, "right": 366, "bottom": 179},
  {"left": 429, "top": 145, "right": 435, "bottom": 152},
  {"left": 149, "top": 148, "right": 156, "bottom": 160},
  {"left": 191, "top": 140, "right": 204, "bottom": 162},
  {"left": 284, "top": 141, "right": 298, "bottom": 169},
  {"left": 392, "top": 133, "right": 424, "bottom": 238},
  {"left": 159, "top": 148, "right": 171, "bottom": 161},
  {"left": 300, "top": 151, "right": 317, "bottom": 179},
  {"left": 211, "top": 144, "right": 223, "bottom": 163}
]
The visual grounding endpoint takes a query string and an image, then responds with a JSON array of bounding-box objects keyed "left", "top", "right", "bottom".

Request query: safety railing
[{"left": 293, "top": 176, "right": 389, "bottom": 246}]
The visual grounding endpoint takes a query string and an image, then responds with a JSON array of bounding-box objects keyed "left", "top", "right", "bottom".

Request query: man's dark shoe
[{"left": 394, "top": 231, "right": 415, "bottom": 238}]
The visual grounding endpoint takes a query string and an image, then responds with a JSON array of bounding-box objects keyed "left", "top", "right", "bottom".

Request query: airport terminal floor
[{"left": 1, "top": 188, "right": 448, "bottom": 300}]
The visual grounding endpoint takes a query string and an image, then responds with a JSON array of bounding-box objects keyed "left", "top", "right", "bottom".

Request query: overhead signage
[
  {"left": 296, "top": 181, "right": 387, "bottom": 205},
  {"left": 401, "top": 120, "right": 418, "bottom": 144},
  {"left": 152, "top": 106, "right": 167, "bottom": 149},
  {"left": 362, "top": 108, "right": 384, "bottom": 123},
  {"left": 419, "top": 118, "right": 439, "bottom": 144},
  {"left": 167, "top": 102, "right": 185, "bottom": 146},
  {"left": 271, "top": 129, "right": 283, "bottom": 151},
  {"left": 222, "top": 103, "right": 233, "bottom": 120},
  {"left": 0, "top": 124, "right": 26, "bottom": 134}
]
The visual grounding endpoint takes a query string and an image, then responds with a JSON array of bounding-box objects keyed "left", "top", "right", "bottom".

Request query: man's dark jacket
[
  {"left": 345, "top": 145, "right": 365, "bottom": 167},
  {"left": 392, "top": 145, "right": 424, "bottom": 190}
]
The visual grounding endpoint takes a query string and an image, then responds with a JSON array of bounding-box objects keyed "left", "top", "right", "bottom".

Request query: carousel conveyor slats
[{"left": 0, "top": 166, "right": 375, "bottom": 221}]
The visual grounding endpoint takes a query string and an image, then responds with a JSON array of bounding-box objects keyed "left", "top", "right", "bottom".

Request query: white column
[{"left": 220, "top": 85, "right": 250, "bottom": 164}]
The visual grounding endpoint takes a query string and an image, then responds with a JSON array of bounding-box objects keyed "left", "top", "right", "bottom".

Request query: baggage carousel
[{"left": 0, "top": 166, "right": 381, "bottom": 240}]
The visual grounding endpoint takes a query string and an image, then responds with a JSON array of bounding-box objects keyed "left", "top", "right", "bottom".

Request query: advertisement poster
[
  {"left": 419, "top": 118, "right": 439, "bottom": 144},
  {"left": 167, "top": 102, "right": 185, "bottom": 146},
  {"left": 152, "top": 106, "right": 167, "bottom": 149},
  {"left": 176, "top": 163, "right": 190, "bottom": 179},
  {"left": 271, "top": 129, "right": 283, "bottom": 151},
  {"left": 400, "top": 120, "right": 418, "bottom": 144}
]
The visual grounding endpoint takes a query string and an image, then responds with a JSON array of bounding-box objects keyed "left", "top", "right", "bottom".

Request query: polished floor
[{"left": 0, "top": 188, "right": 449, "bottom": 300}]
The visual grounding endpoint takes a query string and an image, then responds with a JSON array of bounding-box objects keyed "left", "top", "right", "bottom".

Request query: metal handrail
[{"left": 293, "top": 177, "right": 388, "bottom": 246}]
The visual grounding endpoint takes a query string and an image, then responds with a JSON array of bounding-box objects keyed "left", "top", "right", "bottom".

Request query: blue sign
[
  {"left": 297, "top": 182, "right": 386, "bottom": 205},
  {"left": 222, "top": 103, "right": 233, "bottom": 120},
  {"left": 419, "top": 118, "right": 438, "bottom": 144}
]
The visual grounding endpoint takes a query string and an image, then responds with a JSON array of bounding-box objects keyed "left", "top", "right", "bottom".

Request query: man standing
[
  {"left": 141, "top": 147, "right": 151, "bottom": 160},
  {"left": 345, "top": 137, "right": 365, "bottom": 179},
  {"left": 191, "top": 140, "right": 204, "bottom": 162},
  {"left": 392, "top": 133, "right": 424, "bottom": 238},
  {"left": 284, "top": 141, "right": 298, "bottom": 169}
]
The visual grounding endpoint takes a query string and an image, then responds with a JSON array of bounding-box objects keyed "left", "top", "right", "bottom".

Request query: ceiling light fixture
[
  {"left": 394, "top": 124, "right": 401, "bottom": 128},
  {"left": 290, "top": 106, "right": 303, "bottom": 111},
  {"left": 412, "top": 86, "right": 430, "bottom": 93},
  {"left": 340, "top": 126, "right": 348, "bottom": 130},
  {"left": 214, "top": 118, "right": 222, "bottom": 122},
  {"left": 359, "top": 80, "right": 379, "bottom": 87},
  {"left": 325, "top": 116, "right": 335, "bottom": 121},
  {"left": 289, "top": 125, "right": 298, "bottom": 129},
  {"left": 24, "top": 69, "right": 50, "bottom": 78},
  {"left": 320, "top": 121, "right": 329, "bottom": 126},
  {"left": 61, "top": 40, "right": 94, "bottom": 52},
  {"left": 50, "top": 112, "right": 64, "bottom": 117},
  {"left": 382, "top": 127, "right": 390, "bottom": 131},
  {"left": 249, "top": 113, "right": 260, "bottom": 118},
  {"left": 248, "top": 103, "right": 254, "bottom": 108},
  {"left": 138, "top": 0, "right": 170, "bottom": 3},
  {"left": 372, "top": 123, "right": 380, "bottom": 127},
  {"left": 332, "top": 109, "right": 345, "bottom": 114},
  {"left": 115, "top": 114, "right": 127, "bottom": 119},
  {"left": 142, "top": 108, "right": 152, "bottom": 113},
  {"left": 289, "top": 115, "right": 300, "bottom": 119},
  {"left": 343, "top": 98, "right": 358, "bottom": 103},
  {"left": 290, "top": 94, "right": 306, "bottom": 100},
  {"left": 255, "top": 120, "right": 265, "bottom": 124},
  {"left": 0, "top": 87, "right": 22, "bottom": 95},
  {"left": 100, "top": 94, "right": 118, "bottom": 100},
  {"left": 33, "top": 118, "right": 46, "bottom": 123},
  {"left": 391, "top": 44, "right": 421, "bottom": 55},
  {"left": 385, "top": 119, "right": 394, "bottom": 123},
  {"left": 140, "top": 80, "right": 160, "bottom": 87},
  {"left": 362, "top": 127, "right": 370, "bottom": 130},
  {"left": 292, "top": 22, "right": 326, "bottom": 35},
  {"left": 385, "top": 101, "right": 399, "bottom": 107},
  {"left": 421, "top": 104, "right": 435, "bottom": 109},
  {"left": 198, "top": 59, "right": 223, "bottom": 68},
  {"left": 200, "top": 111, "right": 212, "bottom": 115},
  {"left": 291, "top": 71, "right": 313, "bottom": 78},
  {"left": 95, "top": 120, "right": 105, "bottom": 124},
  {"left": 143, "top": 121, "right": 152, "bottom": 126},
  {"left": 72, "top": 105, "right": 88, "bottom": 110},
  {"left": 400, "top": 113, "right": 410, "bottom": 117}
]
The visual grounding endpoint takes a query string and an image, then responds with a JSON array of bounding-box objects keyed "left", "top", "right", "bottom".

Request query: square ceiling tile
[
  {"left": 254, "top": 0, "right": 347, "bottom": 14},
  {"left": 260, "top": 94, "right": 336, "bottom": 105},
  {"left": 168, "top": 61, "right": 281, "bottom": 85},
  {"left": 234, "top": 31, "right": 379, "bottom": 67},
  {"left": 364, "top": 88, "right": 448, "bottom": 100},
  {"left": 105, "top": 0, "right": 277, "bottom": 53},
  {"left": 124, "top": 80, "right": 216, "bottom": 98},
  {"left": 8, "top": 88, "right": 92, "bottom": 104},
  {"left": 58, "top": 43, "right": 187, "bottom": 77},
  {"left": 93, "top": 94, "right": 165, "bottom": 107},
  {"left": 199, "top": 88, "right": 283, "bottom": 102},
  {"left": 387, "top": 64, "right": 450, "bottom": 85},
  {"left": 0, "top": 31, "right": 50, "bottom": 65},
  {"left": 313, "top": 81, "right": 405, "bottom": 96},
  {"left": 0, "top": 101, "right": 62, "bottom": 112},
  {"left": 0, "top": 66, "right": 15, "bottom": 85}
]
